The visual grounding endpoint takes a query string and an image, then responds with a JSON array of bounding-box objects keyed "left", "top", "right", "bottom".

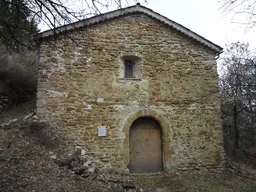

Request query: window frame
[{"left": 119, "top": 55, "right": 142, "bottom": 81}]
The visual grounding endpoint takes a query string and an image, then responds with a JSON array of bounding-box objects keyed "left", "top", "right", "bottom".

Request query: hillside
[{"left": 0, "top": 112, "right": 256, "bottom": 192}]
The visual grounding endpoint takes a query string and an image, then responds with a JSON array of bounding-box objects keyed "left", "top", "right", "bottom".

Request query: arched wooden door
[{"left": 128, "top": 117, "right": 163, "bottom": 173}]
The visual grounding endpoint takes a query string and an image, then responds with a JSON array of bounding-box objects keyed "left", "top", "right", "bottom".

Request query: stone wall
[{"left": 37, "top": 13, "right": 224, "bottom": 171}]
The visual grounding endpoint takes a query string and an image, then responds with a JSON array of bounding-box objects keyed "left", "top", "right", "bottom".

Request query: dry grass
[{"left": 129, "top": 171, "right": 256, "bottom": 192}]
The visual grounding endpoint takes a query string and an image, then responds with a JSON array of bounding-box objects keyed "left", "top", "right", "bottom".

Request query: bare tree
[
  {"left": 220, "top": 0, "right": 256, "bottom": 29},
  {"left": 220, "top": 42, "right": 256, "bottom": 149},
  {"left": 0, "top": 0, "right": 146, "bottom": 51}
]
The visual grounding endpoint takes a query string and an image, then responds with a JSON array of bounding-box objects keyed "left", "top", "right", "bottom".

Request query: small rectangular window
[{"left": 124, "top": 60, "right": 134, "bottom": 78}]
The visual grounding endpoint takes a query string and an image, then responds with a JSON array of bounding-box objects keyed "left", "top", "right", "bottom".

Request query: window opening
[{"left": 124, "top": 60, "right": 134, "bottom": 78}]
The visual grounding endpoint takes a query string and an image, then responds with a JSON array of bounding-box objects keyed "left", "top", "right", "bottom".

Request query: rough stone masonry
[{"left": 37, "top": 4, "right": 224, "bottom": 172}]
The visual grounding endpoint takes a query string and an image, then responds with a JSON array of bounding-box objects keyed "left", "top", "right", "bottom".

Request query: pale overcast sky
[
  {"left": 41, "top": 0, "right": 255, "bottom": 49},
  {"left": 144, "top": 0, "right": 255, "bottom": 48}
]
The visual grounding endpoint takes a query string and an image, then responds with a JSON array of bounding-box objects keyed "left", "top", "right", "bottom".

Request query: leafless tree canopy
[
  {"left": 220, "top": 42, "right": 256, "bottom": 148},
  {"left": 220, "top": 0, "right": 256, "bottom": 28},
  {"left": 30, "top": 0, "right": 147, "bottom": 29},
  {"left": 0, "top": 0, "right": 146, "bottom": 51}
]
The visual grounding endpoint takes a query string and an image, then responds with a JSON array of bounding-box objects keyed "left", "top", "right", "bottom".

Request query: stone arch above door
[{"left": 122, "top": 109, "right": 171, "bottom": 172}]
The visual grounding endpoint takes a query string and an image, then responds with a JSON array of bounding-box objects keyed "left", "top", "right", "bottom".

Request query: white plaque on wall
[{"left": 98, "top": 126, "right": 106, "bottom": 137}]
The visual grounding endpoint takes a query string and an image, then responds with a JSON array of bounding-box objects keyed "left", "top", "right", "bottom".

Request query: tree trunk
[{"left": 234, "top": 101, "right": 239, "bottom": 148}]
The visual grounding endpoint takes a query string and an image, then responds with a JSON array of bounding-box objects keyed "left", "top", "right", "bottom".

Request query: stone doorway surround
[{"left": 122, "top": 109, "right": 172, "bottom": 172}]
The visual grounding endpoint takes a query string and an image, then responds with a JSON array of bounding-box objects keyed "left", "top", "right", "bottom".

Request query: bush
[{"left": 0, "top": 43, "right": 37, "bottom": 107}]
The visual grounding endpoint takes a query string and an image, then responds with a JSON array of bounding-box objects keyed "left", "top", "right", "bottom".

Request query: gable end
[{"left": 38, "top": 4, "right": 222, "bottom": 53}]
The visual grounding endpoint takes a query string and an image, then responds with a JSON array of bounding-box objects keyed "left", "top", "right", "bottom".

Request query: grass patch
[{"left": 129, "top": 171, "right": 256, "bottom": 192}]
